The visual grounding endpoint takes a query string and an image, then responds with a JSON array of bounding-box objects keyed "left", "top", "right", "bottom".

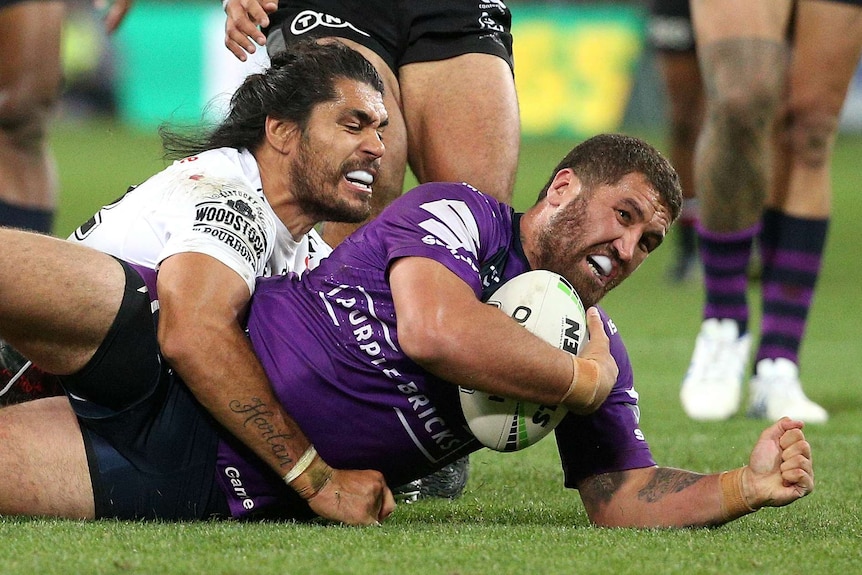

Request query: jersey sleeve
[
  {"left": 554, "top": 308, "right": 656, "bottom": 487},
  {"left": 157, "top": 170, "right": 277, "bottom": 294},
  {"left": 353, "top": 182, "right": 512, "bottom": 297}
]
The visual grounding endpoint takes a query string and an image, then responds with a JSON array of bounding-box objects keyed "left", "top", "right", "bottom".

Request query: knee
[
  {"left": 778, "top": 104, "right": 839, "bottom": 169},
  {"left": 0, "top": 75, "right": 62, "bottom": 151},
  {"left": 709, "top": 82, "right": 782, "bottom": 140}
]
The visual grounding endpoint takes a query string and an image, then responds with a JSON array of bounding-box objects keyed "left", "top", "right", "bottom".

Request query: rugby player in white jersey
[{"left": 0, "top": 39, "right": 393, "bottom": 526}]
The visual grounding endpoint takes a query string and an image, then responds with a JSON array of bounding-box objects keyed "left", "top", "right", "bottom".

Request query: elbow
[
  {"left": 157, "top": 323, "right": 198, "bottom": 368},
  {"left": 398, "top": 317, "right": 451, "bottom": 368}
]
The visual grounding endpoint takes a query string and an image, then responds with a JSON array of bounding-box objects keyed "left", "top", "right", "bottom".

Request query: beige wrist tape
[
  {"left": 560, "top": 354, "right": 600, "bottom": 409},
  {"left": 719, "top": 467, "right": 756, "bottom": 520}
]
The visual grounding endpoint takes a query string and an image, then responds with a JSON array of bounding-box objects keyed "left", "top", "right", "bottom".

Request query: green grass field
[{"left": 1, "top": 121, "right": 860, "bottom": 574}]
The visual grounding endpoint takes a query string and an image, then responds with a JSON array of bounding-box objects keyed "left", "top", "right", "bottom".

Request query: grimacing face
[
  {"left": 533, "top": 172, "right": 672, "bottom": 308},
  {"left": 289, "top": 78, "right": 387, "bottom": 224}
]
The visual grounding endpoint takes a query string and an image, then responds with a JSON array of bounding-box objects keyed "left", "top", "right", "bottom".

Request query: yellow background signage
[{"left": 512, "top": 4, "right": 646, "bottom": 138}]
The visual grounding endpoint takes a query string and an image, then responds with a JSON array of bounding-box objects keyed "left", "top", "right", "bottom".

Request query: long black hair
[{"left": 160, "top": 39, "right": 384, "bottom": 160}]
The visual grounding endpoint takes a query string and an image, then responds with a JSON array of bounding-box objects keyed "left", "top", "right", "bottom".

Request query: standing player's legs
[
  {"left": 0, "top": 1, "right": 64, "bottom": 233},
  {"left": 748, "top": 0, "right": 862, "bottom": 423},
  {"left": 399, "top": 52, "right": 519, "bottom": 205},
  {"left": 680, "top": 0, "right": 794, "bottom": 421},
  {"left": 656, "top": 52, "right": 703, "bottom": 282},
  {"left": 0, "top": 396, "right": 94, "bottom": 518},
  {"left": 647, "top": 0, "right": 704, "bottom": 282}
]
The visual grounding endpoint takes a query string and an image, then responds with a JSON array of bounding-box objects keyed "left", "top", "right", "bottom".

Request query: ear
[
  {"left": 264, "top": 116, "right": 299, "bottom": 153},
  {"left": 546, "top": 168, "right": 580, "bottom": 207}
]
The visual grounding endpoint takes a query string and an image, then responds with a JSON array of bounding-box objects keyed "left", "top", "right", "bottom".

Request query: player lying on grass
[
  {"left": 0, "top": 40, "right": 402, "bottom": 525},
  {"left": 0, "top": 134, "right": 813, "bottom": 527}
]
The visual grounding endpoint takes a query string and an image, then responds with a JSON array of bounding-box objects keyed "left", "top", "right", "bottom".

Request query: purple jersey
[{"left": 215, "top": 182, "right": 655, "bottom": 518}]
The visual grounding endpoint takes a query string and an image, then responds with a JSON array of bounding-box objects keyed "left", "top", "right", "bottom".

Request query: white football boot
[
  {"left": 680, "top": 318, "right": 751, "bottom": 421},
  {"left": 747, "top": 358, "right": 828, "bottom": 424}
]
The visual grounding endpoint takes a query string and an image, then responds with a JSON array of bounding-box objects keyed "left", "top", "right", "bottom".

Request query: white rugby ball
[{"left": 459, "top": 270, "right": 589, "bottom": 452}]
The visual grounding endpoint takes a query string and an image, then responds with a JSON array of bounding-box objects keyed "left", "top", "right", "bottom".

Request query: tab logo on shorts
[
  {"left": 290, "top": 10, "right": 370, "bottom": 38},
  {"left": 479, "top": 0, "right": 508, "bottom": 12},
  {"left": 478, "top": 12, "right": 504, "bottom": 33}
]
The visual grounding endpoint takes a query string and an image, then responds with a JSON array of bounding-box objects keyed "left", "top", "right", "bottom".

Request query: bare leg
[
  {"left": 770, "top": 1, "right": 862, "bottom": 217},
  {"left": 400, "top": 53, "right": 519, "bottom": 205},
  {"left": 0, "top": 228, "right": 125, "bottom": 374},
  {"left": 0, "top": 396, "right": 94, "bottom": 518},
  {"left": 0, "top": 2, "right": 64, "bottom": 232},
  {"left": 655, "top": 49, "right": 704, "bottom": 282}
]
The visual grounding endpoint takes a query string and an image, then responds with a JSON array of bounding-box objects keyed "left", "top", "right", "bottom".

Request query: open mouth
[
  {"left": 587, "top": 254, "right": 612, "bottom": 278},
  {"left": 345, "top": 170, "right": 374, "bottom": 192}
]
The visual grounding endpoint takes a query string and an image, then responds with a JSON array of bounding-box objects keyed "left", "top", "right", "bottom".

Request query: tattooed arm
[
  {"left": 157, "top": 253, "right": 394, "bottom": 525},
  {"left": 576, "top": 418, "right": 814, "bottom": 528}
]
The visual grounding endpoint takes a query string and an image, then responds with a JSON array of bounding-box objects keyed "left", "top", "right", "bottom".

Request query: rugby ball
[{"left": 459, "top": 270, "right": 588, "bottom": 452}]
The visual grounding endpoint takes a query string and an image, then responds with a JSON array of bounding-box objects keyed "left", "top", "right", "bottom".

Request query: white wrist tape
[{"left": 282, "top": 445, "right": 318, "bottom": 485}]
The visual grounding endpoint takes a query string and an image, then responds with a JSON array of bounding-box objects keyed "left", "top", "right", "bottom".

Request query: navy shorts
[
  {"left": 60, "top": 260, "right": 229, "bottom": 520},
  {"left": 647, "top": 0, "right": 695, "bottom": 54},
  {"left": 265, "top": 0, "right": 514, "bottom": 75},
  {"left": 647, "top": 0, "right": 862, "bottom": 54}
]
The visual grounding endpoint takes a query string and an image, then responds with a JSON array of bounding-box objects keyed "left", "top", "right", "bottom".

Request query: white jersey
[{"left": 70, "top": 147, "right": 331, "bottom": 293}]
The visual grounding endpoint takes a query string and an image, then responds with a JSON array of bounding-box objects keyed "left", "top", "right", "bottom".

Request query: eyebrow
[
  {"left": 351, "top": 108, "right": 389, "bottom": 129},
  {"left": 620, "top": 197, "right": 666, "bottom": 250},
  {"left": 620, "top": 197, "right": 645, "bottom": 221}
]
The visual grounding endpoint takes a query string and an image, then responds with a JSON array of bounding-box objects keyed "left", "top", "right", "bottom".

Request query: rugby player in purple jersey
[{"left": 0, "top": 134, "right": 813, "bottom": 528}]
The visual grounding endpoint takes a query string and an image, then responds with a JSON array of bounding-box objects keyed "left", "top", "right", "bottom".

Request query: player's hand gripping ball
[{"left": 459, "top": 270, "right": 588, "bottom": 452}]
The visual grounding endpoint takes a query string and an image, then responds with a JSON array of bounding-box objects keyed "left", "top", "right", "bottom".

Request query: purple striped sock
[
  {"left": 697, "top": 223, "right": 759, "bottom": 335},
  {"left": 756, "top": 209, "right": 828, "bottom": 365}
]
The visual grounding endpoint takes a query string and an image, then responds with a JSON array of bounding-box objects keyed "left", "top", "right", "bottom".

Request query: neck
[
  {"left": 268, "top": 200, "right": 316, "bottom": 240},
  {"left": 519, "top": 208, "right": 539, "bottom": 269},
  {"left": 255, "top": 150, "right": 316, "bottom": 240}
]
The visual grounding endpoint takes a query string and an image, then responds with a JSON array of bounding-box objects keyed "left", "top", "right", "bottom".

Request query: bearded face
[
  {"left": 530, "top": 174, "right": 670, "bottom": 309},
  {"left": 288, "top": 131, "right": 375, "bottom": 225},
  {"left": 532, "top": 193, "right": 615, "bottom": 309}
]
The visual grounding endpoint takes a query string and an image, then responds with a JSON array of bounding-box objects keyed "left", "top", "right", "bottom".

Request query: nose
[
  {"left": 613, "top": 228, "right": 639, "bottom": 262},
  {"left": 363, "top": 130, "right": 385, "bottom": 160}
]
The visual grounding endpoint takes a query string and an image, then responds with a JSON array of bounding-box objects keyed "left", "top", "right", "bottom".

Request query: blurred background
[
  {"left": 53, "top": 0, "right": 862, "bottom": 232},
  {"left": 61, "top": 0, "right": 862, "bottom": 137}
]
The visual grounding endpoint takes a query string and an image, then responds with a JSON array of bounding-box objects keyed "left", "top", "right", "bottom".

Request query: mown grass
[{"left": 2, "top": 122, "right": 857, "bottom": 575}]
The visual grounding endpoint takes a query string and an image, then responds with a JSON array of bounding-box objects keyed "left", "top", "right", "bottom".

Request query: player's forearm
[
  {"left": 161, "top": 321, "right": 313, "bottom": 476},
  {"left": 578, "top": 467, "right": 756, "bottom": 528},
  {"left": 391, "top": 257, "right": 609, "bottom": 410},
  {"left": 402, "top": 294, "right": 575, "bottom": 404}
]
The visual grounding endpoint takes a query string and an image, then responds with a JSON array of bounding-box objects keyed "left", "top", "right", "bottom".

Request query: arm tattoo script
[{"left": 229, "top": 397, "right": 295, "bottom": 468}]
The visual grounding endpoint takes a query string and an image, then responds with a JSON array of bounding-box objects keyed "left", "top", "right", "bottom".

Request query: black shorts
[
  {"left": 647, "top": 0, "right": 862, "bottom": 54},
  {"left": 647, "top": 0, "right": 695, "bottom": 54},
  {"left": 265, "top": 0, "right": 514, "bottom": 75},
  {"left": 60, "top": 260, "right": 229, "bottom": 520},
  {"left": 0, "top": 0, "right": 32, "bottom": 10}
]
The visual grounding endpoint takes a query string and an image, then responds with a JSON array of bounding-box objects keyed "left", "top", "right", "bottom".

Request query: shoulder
[{"left": 391, "top": 182, "right": 512, "bottom": 233}]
